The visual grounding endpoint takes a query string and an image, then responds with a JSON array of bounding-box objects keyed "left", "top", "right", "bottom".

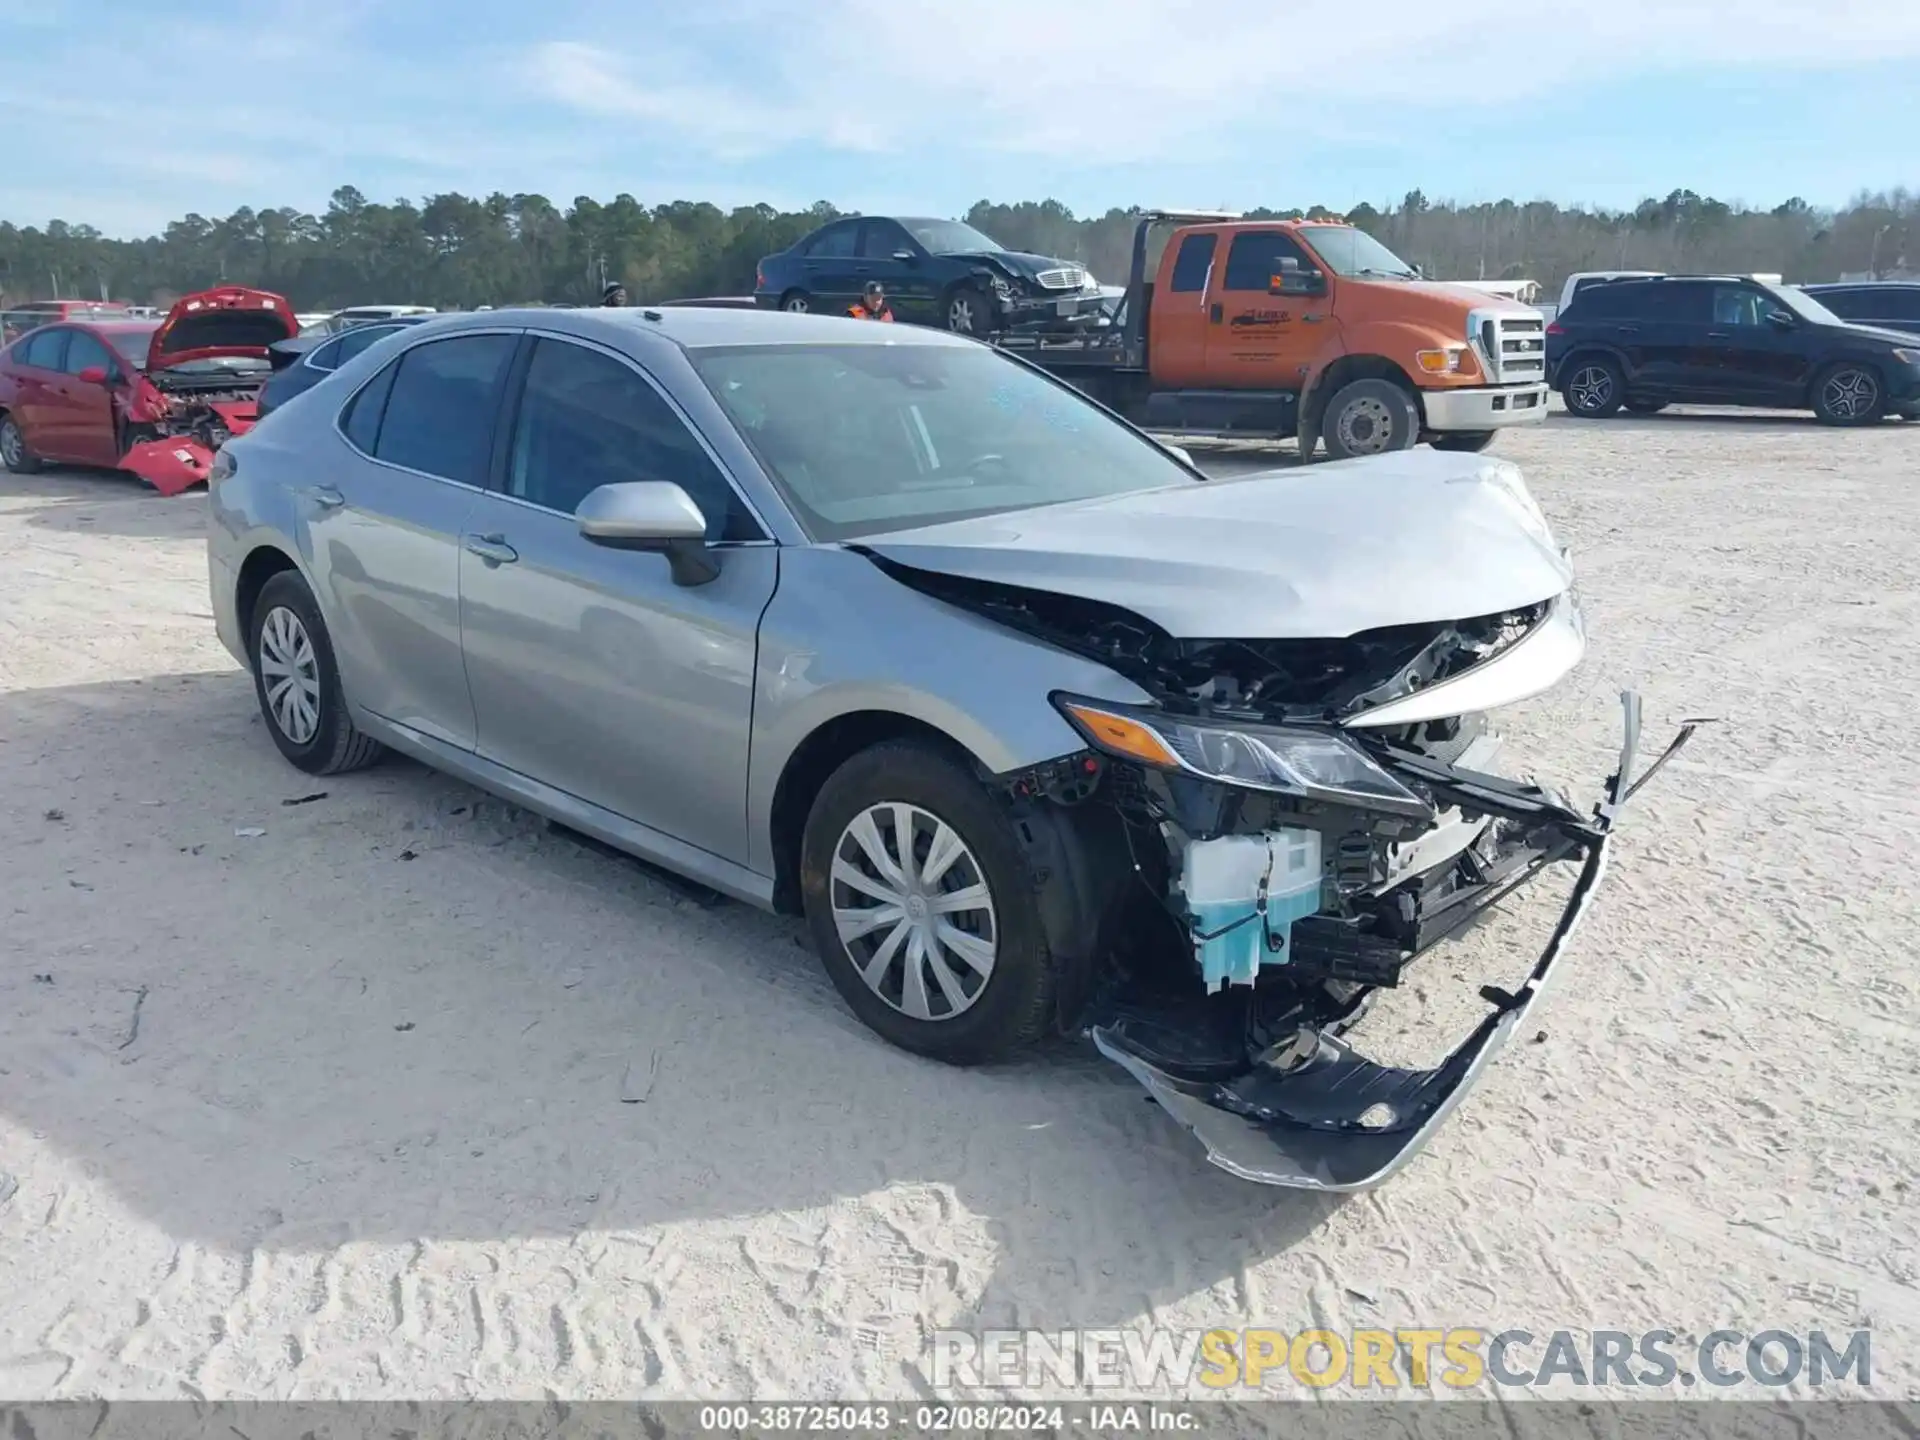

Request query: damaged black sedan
[{"left": 212, "top": 308, "right": 1691, "bottom": 1192}]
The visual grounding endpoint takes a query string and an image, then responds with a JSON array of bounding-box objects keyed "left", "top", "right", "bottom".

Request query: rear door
[
  {"left": 799, "top": 221, "right": 862, "bottom": 312},
  {"left": 1204, "top": 228, "right": 1323, "bottom": 390},
  {"left": 9, "top": 326, "right": 71, "bottom": 456},
  {"left": 1613, "top": 280, "right": 1708, "bottom": 396},
  {"left": 455, "top": 333, "right": 775, "bottom": 862},
  {"left": 313, "top": 329, "right": 520, "bottom": 750},
  {"left": 1147, "top": 230, "right": 1217, "bottom": 387}
]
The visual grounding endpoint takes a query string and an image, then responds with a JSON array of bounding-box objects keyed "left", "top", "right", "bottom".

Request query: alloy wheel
[
  {"left": 1822, "top": 368, "right": 1879, "bottom": 420},
  {"left": 948, "top": 296, "right": 977, "bottom": 333},
  {"left": 829, "top": 801, "right": 998, "bottom": 1022},
  {"left": 258, "top": 604, "right": 322, "bottom": 745},
  {"left": 1333, "top": 395, "right": 1395, "bottom": 455},
  {"left": 783, "top": 295, "right": 810, "bottom": 313},
  {"left": 0, "top": 419, "right": 23, "bottom": 468},
  {"left": 1568, "top": 365, "right": 1614, "bottom": 412}
]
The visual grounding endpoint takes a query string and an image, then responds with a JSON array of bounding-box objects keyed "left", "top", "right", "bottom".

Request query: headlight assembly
[{"left": 1053, "top": 695, "right": 1434, "bottom": 818}]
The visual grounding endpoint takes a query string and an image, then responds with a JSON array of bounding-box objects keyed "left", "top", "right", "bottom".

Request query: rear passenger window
[
  {"left": 305, "top": 337, "right": 347, "bottom": 373},
  {"left": 1813, "top": 290, "right": 1867, "bottom": 320},
  {"left": 505, "top": 338, "right": 760, "bottom": 542},
  {"left": 1222, "top": 231, "right": 1312, "bottom": 291},
  {"left": 340, "top": 358, "right": 397, "bottom": 452},
  {"left": 334, "top": 324, "right": 400, "bottom": 364},
  {"left": 19, "top": 327, "right": 68, "bottom": 370},
  {"left": 1169, "top": 234, "right": 1217, "bottom": 293},
  {"left": 371, "top": 334, "right": 517, "bottom": 485}
]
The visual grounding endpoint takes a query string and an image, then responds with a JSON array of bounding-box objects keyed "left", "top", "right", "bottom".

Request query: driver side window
[
  {"left": 505, "top": 338, "right": 761, "bottom": 542},
  {"left": 1712, "top": 286, "right": 1765, "bottom": 327},
  {"left": 62, "top": 331, "right": 113, "bottom": 376}
]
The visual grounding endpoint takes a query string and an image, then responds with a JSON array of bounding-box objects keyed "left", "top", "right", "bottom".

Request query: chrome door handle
[
  {"left": 463, "top": 533, "right": 518, "bottom": 565},
  {"left": 302, "top": 484, "right": 345, "bottom": 509}
]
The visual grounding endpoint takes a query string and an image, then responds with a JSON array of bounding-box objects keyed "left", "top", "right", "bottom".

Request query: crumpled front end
[{"left": 1077, "top": 694, "right": 1697, "bottom": 1190}]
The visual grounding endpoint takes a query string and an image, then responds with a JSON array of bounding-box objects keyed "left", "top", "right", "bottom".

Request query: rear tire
[
  {"left": 1429, "top": 431, "right": 1497, "bottom": 453},
  {"left": 1810, "top": 361, "right": 1884, "bottom": 426},
  {"left": 1320, "top": 378, "right": 1420, "bottom": 459},
  {"left": 779, "top": 290, "right": 812, "bottom": 314},
  {"left": 799, "top": 739, "right": 1054, "bottom": 1066},
  {"left": 248, "top": 571, "right": 385, "bottom": 776},
  {"left": 0, "top": 414, "right": 43, "bottom": 474},
  {"left": 1561, "top": 356, "right": 1625, "bottom": 417}
]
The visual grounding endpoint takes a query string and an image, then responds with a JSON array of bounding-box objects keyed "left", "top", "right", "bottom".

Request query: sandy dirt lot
[{"left": 2, "top": 412, "right": 1916, "bottom": 1403}]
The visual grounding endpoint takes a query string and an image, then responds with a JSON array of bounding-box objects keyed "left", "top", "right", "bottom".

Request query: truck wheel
[
  {"left": 1321, "top": 379, "right": 1420, "bottom": 459},
  {"left": 1429, "top": 431, "right": 1496, "bottom": 453},
  {"left": 779, "top": 290, "right": 812, "bottom": 314},
  {"left": 1561, "top": 357, "right": 1624, "bottom": 417},
  {"left": 944, "top": 285, "right": 994, "bottom": 337},
  {"left": 1810, "top": 362, "right": 1884, "bottom": 426},
  {"left": 0, "top": 414, "right": 44, "bottom": 474}
]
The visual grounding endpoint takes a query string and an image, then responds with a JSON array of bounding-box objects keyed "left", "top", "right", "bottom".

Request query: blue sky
[{"left": 2, "top": 0, "right": 1915, "bottom": 238}]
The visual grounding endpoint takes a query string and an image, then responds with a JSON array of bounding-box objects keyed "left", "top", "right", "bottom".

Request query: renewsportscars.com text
[{"left": 926, "top": 1327, "right": 1872, "bottom": 1392}]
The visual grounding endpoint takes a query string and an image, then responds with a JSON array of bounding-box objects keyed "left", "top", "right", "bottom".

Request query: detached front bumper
[
  {"left": 1087, "top": 693, "right": 1699, "bottom": 1192},
  {"left": 997, "top": 288, "right": 1106, "bottom": 330},
  {"left": 1422, "top": 383, "right": 1549, "bottom": 431}
]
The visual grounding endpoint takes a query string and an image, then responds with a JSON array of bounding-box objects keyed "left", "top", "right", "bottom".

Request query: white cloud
[{"left": 535, "top": 0, "right": 1920, "bottom": 161}]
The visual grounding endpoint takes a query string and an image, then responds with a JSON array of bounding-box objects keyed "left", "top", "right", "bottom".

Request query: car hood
[
  {"left": 858, "top": 448, "right": 1573, "bottom": 639},
  {"left": 943, "top": 249, "right": 1081, "bottom": 283},
  {"left": 148, "top": 285, "right": 297, "bottom": 372}
]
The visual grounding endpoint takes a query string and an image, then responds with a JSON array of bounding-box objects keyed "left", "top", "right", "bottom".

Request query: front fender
[{"left": 745, "top": 546, "right": 1153, "bottom": 878}]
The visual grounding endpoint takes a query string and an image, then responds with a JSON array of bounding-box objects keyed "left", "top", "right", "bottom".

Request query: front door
[
  {"left": 456, "top": 334, "right": 776, "bottom": 864},
  {"left": 53, "top": 329, "right": 123, "bottom": 466},
  {"left": 857, "top": 218, "right": 934, "bottom": 323},
  {"left": 1702, "top": 283, "right": 1814, "bottom": 404},
  {"left": 1205, "top": 229, "right": 1326, "bottom": 389},
  {"left": 312, "top": 329, "right": 521, "bottom": 750}
]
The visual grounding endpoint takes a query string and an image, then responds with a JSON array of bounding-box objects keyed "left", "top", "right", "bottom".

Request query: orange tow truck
[{"left": 993, "top": 210, "right": 1550, "bottom": 458}]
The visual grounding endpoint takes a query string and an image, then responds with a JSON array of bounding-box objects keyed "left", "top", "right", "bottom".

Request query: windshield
[
  {"left": 1297, "top": 225, "right": 1419, "bottom": 279},
  {"left": 102, "top": 326, "right": 160, "bottom": 370},
  {"left": 1770, "top": 283, "right": 1844, "bottom": 327},
  {"left": 902, "top": 219, "right": 1004, "bottom": 255},
  {"left": 689, "top": 343, "right": 1200, "bottom": 541}
]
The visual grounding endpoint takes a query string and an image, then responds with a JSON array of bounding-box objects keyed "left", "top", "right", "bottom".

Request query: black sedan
[
  {"left": 255, "top": 316, "right": 428, "bottom": 417},
  {"left": 1800, "top": 281, "right": 1920, "bottom": 339},
  {"left": 753, "top": 215, "right": 1103, "bottom": 335}
]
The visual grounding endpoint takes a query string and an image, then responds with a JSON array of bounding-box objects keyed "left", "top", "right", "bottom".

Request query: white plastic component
[{"left": 1180, "top": 830, "right": 1323, "bottom": 993}]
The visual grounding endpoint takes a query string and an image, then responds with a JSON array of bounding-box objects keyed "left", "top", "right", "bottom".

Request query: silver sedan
[{"left": 207, "top": 306, "right": 1685, "bottom": 1190}]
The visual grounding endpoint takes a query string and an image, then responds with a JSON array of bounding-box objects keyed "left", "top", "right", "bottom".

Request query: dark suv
[
  {"left": 1799, "top": 282, "right": 1920, "bottom": 339},
  {"left": 1546, "top": 275, "right": 1920, "bottom": 425},
  {"left": 753, "top": 215, "right": 1103, "bottom": 336}
]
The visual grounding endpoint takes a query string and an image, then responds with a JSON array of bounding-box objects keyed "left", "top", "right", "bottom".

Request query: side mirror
[
  {"left": 76, "top": 365, "right": 109, "bottom": 385},
  {"left": 1268, "top": 261, "right": 1325, "bottom": 297},
  {"left": 1765, "top": 309, "right": 1796, "bottom": 329},
  {"left": 576, "top": 481, "right": 719, "bottom": 586},
  {"left": 891, "top": 249, "right": 917, "bottom": 264}
]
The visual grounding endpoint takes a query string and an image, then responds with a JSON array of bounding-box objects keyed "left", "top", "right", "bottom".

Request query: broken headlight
[{"left": 1053, "top": 695, "right": 1434, "bottom": 818}]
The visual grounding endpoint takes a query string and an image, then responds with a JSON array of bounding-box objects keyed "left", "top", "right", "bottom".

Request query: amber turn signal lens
[{"left": 1061, "top": 703, "right": 1181, "bottom": 769}]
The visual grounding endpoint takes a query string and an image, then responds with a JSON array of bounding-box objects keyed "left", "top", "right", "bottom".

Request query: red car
[{"left": 0, "top": 285, "right": 296, "bottom": 495}]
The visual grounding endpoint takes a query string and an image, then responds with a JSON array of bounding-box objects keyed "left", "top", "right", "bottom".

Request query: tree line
[{"left": 2, "top": 185, "right": 1913, "bottom": 313}]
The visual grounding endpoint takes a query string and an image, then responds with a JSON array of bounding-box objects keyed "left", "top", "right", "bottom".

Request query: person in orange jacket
[{"left": 848, "top": 281, "right": 895, "bottom": 321}]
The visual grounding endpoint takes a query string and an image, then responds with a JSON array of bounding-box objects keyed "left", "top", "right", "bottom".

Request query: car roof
[
  {"left": 1803, "top": 280, "right": 1920, "bottom": 290},
  {"left": 410, "top": 305, "right": 982, "bottom": 352}
]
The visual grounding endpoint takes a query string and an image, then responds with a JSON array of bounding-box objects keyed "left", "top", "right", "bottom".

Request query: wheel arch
[
  {"left": 1808, "top": 352, "right": 1889, "bottom": 407},
  {"left": 1554, "top": 344, "right": 1632, "bottom": 388},
  {"left": 1303, "top": 352, "right": 1425, "bottom": 435},
  {"left": 233, "top": 542, "right": 306, "bottom": 649}
]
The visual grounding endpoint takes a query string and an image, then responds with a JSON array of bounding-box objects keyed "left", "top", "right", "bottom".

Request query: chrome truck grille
[
  {"left": 1477, "top": 312, "right": 1548, "bottom": 382},
  {"left": 1036, "top": 266, "right": 1090, "bottom": 291}
]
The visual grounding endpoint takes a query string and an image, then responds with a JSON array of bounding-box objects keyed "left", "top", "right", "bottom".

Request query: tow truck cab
[{"left": 998, "top": 211, "right": 1550, "bottom": 459}]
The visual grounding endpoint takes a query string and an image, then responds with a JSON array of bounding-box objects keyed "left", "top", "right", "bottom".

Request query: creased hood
[
  {"left": 148, "top": 285, "right": 297, "bottom": 371},
  {"left": 860, "top": 448, "right": 1574, "bottom": 639},
  {"left": 945, "top": 250, "right": 1081, "bottom": 283}
]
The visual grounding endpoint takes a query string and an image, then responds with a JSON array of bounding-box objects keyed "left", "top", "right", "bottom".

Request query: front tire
[
  {"left": 248, "top": 571, "right": 385, "bottom": 775},
  {"left": 944, "top": 285, "right": 995, "bottom": 337},
  {"left": 0, "top": 414, "right": 44, "bottom": 474},
  {"left": 799, "top": 740, "right": 1054, "bottom": 1065},
  {"left": 1811, "top": 362, "right": 1884, "bottom": 426},
  {"left": 1561, "top": 356, "right": 1625, "bottom": 417},
  {"left": 1320, "top": 378, "right": 1420, "bottom": 459}
]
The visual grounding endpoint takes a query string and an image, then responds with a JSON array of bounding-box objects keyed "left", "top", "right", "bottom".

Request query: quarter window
[
  {"left": 340, "top": 358, "right": 397, "bottom": 453},
  {"left": 305, "top": 337, "right": 348, "bottom": 373},
  {"left": 1222, "top": 231, "right": 1313, "bottom": 292},
  {"left": 505, "top": 338, "right": 759, "bottom": 541},
  {"left": 370, "top": 334, "right": 517, "bottom": 485},
  {"left": 1169, "top": 234, "right": 1217, "bottom": 293},
  {"left": 334, "top": 323, "right": 403, "bottom": 364}
]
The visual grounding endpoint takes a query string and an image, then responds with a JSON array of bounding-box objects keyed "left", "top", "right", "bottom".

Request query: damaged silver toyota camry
[{"left": 209, "top": 307, "right": 1693, "bottom": 1191}]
